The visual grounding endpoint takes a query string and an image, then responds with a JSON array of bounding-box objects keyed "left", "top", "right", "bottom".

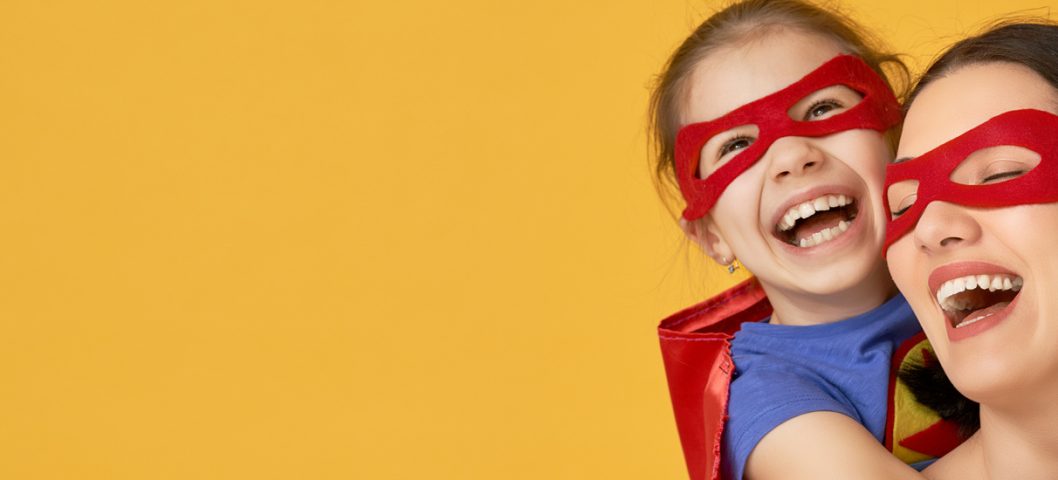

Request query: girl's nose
[{"left": 766, "top": 136, "right": 825, "bottom": 181}]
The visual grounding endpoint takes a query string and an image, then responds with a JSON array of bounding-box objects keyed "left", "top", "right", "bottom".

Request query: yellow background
[{"left": 0, "top": 1, "right": 1052, "bottom": 478}]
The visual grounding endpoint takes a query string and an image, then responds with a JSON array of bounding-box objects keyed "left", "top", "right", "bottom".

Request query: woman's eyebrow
[{"left": 893, "top": 156, "right": 914, "bottom": 164}]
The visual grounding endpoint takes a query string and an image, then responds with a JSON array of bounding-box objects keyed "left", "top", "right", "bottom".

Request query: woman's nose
[
  {"left": 912, "top": 201, "right": 982, "bottom": 254},
  {"left": 766, "top": 136, "right": 825, "bottom": 181}
]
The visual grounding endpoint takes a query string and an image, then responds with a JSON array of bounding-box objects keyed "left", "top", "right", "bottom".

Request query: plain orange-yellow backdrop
[{"left": 0, "top": 1, "right": 1053, "bottom": 478}]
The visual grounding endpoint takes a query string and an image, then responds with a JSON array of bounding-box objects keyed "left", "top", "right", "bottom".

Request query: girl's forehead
[{"left": 681, "top": 29, "right": 845, "bottom": 125}]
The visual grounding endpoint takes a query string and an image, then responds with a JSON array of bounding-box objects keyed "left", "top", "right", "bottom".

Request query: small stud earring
[{"left": 727, "top": 258, "right": 741, "bottom": 274}]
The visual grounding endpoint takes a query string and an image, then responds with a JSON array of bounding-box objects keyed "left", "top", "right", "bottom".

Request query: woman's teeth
[
  {"left": 936, "top": 274, "right": 1023, "bottom": 311},
  {"left": 777, "top": 194, "right": 852, "bottom": 232},
  {"left": 798, "top": 220, "right": 850, "bottom": 248}
]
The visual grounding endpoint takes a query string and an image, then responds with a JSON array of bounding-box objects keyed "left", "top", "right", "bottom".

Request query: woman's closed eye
[
  {"left": 980, "top": 167, "right": 1028, "bottom": 184},
  {"left": 950, "top": 147, "right": 1041, "bottom": 186},
  {"left": 890, "top": 194, "right": 916, "bottom": 218},
  {"left": 891, "top": 199, "right": 914, "bottom": 217},
  {"left": 887, "top": 180, "right": 919, "bottom": 219}
]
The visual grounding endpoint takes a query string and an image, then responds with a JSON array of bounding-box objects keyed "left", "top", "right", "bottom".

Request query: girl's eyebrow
[{"left": 893, "top": 156, "right": 915, "bottom": 164}]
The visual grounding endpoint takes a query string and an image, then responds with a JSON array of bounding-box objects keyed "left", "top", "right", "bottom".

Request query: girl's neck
[{"left": 763, "top": 262, "right": 897, "bottom": 326}]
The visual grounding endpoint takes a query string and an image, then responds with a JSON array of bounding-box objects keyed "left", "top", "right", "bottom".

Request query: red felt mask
[
  {"left": 675, "top": 55, "right": 901, "bottom": 220},
  {"left": 883, "top": 108, "right": 1058, "bottom": 255}
]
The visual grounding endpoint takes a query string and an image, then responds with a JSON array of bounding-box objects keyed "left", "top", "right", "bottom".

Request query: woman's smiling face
[
  {"left": 682, "top": 28, "right": 894, "bottom": 304},
  {"left": 888, "top": 62, "right": 1058, "bottom": 401}
]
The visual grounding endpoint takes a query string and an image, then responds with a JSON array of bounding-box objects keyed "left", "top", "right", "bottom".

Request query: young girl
[
  {"left": 886, "top": 21, "right": 1058, "bottom": 480},
  {"left": 651, "top": 1, "right": 942, "bottom": 479}
]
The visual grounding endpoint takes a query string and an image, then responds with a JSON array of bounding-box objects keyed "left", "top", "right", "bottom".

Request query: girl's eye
[
  {"left": 803, "top": 99, "right": 844, "bottom": 121},
  {"left": 719, "top": 135, "right": 754, "bottom": 158}
]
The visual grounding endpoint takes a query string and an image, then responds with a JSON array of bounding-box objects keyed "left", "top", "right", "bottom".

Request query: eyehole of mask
[
  {"left": 698, "top": 124, "right": 760, "bottom": 178},
  {"left": 786, "top": 85, "right": 864, "bottom": 122},
  {"left": 887, "top": 180, "right": 919, "bottom": 218},
  {"left": 948, "top": 145, "right": 1041, "bottom": 185}
]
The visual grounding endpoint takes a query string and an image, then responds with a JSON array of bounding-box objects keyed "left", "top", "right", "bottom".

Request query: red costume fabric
[{"left": 658, "top": 278, "right": 771, "bottom": 480}]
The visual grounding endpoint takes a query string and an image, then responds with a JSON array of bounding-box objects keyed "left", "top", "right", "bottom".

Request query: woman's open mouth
[
  {"left": 935, "top": 273, "right": 1023, "bottom": 329},
  {"left": 775, "top": 194, "right": 859, "bottom": 248}
]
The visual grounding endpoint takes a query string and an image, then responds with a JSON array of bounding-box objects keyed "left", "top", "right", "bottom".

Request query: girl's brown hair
[{"left": 648, "top": 0, "right": 907, "bottom": 217}]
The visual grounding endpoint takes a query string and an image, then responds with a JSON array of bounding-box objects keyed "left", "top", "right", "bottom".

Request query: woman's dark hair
[
  {"left": 900, "top": 19, "right": 1058, "bottom": 437},
  {"left": 906, "top": 20, "right": 1058, "bottom": 108}
]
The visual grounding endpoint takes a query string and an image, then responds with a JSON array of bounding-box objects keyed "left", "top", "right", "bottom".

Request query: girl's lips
[
  {"left": 769, "top": 184, "right": 859, "bottom": 230},
  {"left": 768, "top": 185, "right": 862, "bottom": 252},
  {"left": 773, "top": 205, "right": 866, "bottom": 255}
]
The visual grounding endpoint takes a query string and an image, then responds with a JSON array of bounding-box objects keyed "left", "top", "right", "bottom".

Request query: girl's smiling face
[
  {"left": 682, "top": 28, "right": 894, "bottom": 311},
  {"left": 888, "top": 62, "right": 1058, "bottom": 401}
]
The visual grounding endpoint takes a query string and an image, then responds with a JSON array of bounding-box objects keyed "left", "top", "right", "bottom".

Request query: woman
[{"left": 885, "top": 21, "right": 1058, "bottom": 479}]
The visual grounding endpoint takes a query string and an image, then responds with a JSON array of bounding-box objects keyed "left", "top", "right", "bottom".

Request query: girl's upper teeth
[
  {"left": 936, "top": 273, "right": 1023, "bottom": 310},
  {"left": 778, "top": 194, "right": 851, "bottom": 231}
]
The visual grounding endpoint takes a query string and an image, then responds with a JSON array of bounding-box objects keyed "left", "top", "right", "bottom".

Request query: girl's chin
[{"left": 772, "top": 269, "right": 881, "bottom": 297}]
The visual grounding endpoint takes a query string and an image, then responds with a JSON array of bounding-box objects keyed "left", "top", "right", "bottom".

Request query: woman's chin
[{"left": 943, "top": 339, "right": 1037, "bottom": 404}]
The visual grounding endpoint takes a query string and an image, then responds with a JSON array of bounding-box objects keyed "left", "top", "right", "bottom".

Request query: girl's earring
[{"left": 726, "top": 258, "right": 741, "bottom": 274}]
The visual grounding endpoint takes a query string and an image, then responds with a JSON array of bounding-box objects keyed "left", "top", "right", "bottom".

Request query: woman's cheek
[
  {"left": 886, "top": 240, "right": 917, "bottom": 293},
  {"left": 887, "top": 239, "right": 944, "bottom": 339}
]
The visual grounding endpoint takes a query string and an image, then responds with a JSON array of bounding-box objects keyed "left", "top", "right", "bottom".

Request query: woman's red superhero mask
[
  {"left": 883, "top": 109, "right": 1058, "bottom": 255},
  {"left": 675, "top": 55, "right": 902, "bottom": 220}
]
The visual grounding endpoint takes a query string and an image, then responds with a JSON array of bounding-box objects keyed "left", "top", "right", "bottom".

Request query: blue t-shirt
[{"left": 722, "top": 294, "right": 919, "bottom": 480}]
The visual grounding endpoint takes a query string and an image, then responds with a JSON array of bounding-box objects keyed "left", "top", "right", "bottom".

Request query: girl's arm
[{"left": 744, "top": 411, "right": 927, "bottom": 480}]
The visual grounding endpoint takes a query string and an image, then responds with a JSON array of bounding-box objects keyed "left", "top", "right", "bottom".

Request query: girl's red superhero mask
[
  {"left": 883, "top": 109, "right": 1058, "bottom": 255},
  {"left": 675, "top": 55, "right": 901, "bottom": 220}
]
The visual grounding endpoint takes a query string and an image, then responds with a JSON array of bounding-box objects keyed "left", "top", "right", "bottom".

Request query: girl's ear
[{"left": 680, "top": 216, "right": 734, "bottom": 267}]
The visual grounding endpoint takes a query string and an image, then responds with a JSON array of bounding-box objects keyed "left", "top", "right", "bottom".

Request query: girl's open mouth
[{"left": 775, "top": 194, "right": 859, "bottom": 248}]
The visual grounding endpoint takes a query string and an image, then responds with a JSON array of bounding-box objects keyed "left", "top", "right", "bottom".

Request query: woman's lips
[
  {"left": 928, "top": 261, "right": 1024, "bottom": 342},
  {"left": 928, "top": 262, "right": 1019, "bottom": 297},
  {"left": 944, "top": 294, "right": 1019, "bottom": 342}
]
